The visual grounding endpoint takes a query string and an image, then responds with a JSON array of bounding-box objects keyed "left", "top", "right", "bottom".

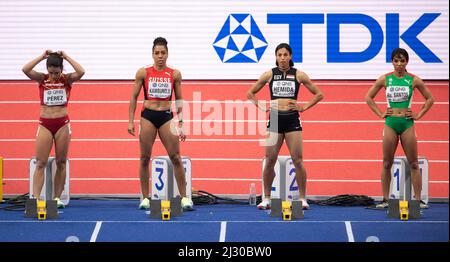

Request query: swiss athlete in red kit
[{"left": 128, "top": 37, "right": 193, "bottom": 210}]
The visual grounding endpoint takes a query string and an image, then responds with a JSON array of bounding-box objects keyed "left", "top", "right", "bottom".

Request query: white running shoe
[
  {"left": 376, "top": 200, "right": 389, "bottom": 209},
  {"left": 420, "top": 200, "right": 429, "bottom": 209},
  {"left": 54, "top": 197, "right": 65, "bottom": 209},
  {"left": 139, "top": 198, "right": 150, "bottom": 209},
  {"left": 181, "top": 197, "right": 194, "bottom": 211},
  {"left": 299, "top": 198, "right": 309, "bottom": 210},
  {"left": 257, "top": 198, "right": 271, "bottom": 210}
]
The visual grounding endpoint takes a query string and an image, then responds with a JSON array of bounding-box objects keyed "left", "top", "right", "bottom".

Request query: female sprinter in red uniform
[
  {"left": 128, "top": 37, "right": 193, "bottom": 210},
  {"left": 22, "top": 50, "right": 85, "bottom": 208},
  {"left": 248, "top": 43, "right": 323, "bottom": 210}
]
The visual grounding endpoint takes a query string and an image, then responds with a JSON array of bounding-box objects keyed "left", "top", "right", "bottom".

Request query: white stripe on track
[
  {"left": 345, "top": 221, "right": 355, "bottom": 242},
  {"left": 2, "top": 158, "right": 449, "bottom": 163},
  {"left": 1, "top": 138, "right": 448, "bottom": 144},
  {"left": 0, "top": 220, "right": 448, "bottom": 224},
  {"left": 4, "top": 178, "right": 448, "bottom": 184},
  {"left": 219, "top": 221, "right": 227, "bottom": 242},
  {"left": 0, "top": 119, "right": 448, "bottom": 124},
  {"left": 90, "top": 221, "right": 102, "bottom": 242}
]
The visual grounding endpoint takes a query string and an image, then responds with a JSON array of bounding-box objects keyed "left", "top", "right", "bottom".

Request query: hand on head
[
  {"left": 43, "top": 50, "right": 53, "bottom": 59},
  {"left": 56, "top": 51, "right": 67, "bottom": 59}
]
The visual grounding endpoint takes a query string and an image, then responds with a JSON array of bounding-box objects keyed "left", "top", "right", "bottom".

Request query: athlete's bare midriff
[
  {"left": 39, "top": 105, "right": 68, "bottom": 118},
  {"left": 143, "top": 100, "right": 171, "bottom": 111},
  {"left": 270, "top": 98, "right": 297, "bottom": 111},
  {"left": 390, "top": 107, "right": 409, "bottom": 117}
]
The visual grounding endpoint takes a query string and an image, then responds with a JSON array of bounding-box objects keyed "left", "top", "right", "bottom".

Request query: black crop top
[{"left": 268, "top": 67, "right": 300, "bottom": 100}]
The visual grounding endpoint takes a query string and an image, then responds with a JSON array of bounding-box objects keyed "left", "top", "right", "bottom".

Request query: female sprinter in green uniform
[{"left": 365, "top": 48, "right": 434, "bottom": 209}]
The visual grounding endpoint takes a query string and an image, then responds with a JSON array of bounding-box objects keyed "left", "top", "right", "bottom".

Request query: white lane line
[
  {"left": 89, "top": 221, "right": 102, "bottom": 242},
  {"left": 2, "top": 158, "right": 449, "bottom": 163},
  {"left": 0, "top": 220, "right": 448, "bottom": 224},
  {"left": 219, "top": 221, "right": 227, "bottom": 242},
  {"left": 1, "top": 138, "right": 448, "bottom": 144},
  {"left": 345, "top": 221, "right": 355, "bottom": 242},
  {"left": 0, "top": 120, "right": 448, "bottom": 124},
  {"left": 4, "top": 178, "right": 448, "bottom": 184}
]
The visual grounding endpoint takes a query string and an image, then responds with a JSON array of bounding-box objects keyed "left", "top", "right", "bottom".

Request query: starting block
[
  {"left": 149, "top": 196, "right": 183, "bottom": 220},
  {"left": 151, "top": 156, "right": 192, "bottom": 201},
  {"left": 261, "top": 156, "right": 300, "bottom": 201},
  {"left": 387, "top": 157, "right": 427, "bottom": 220},
  {"left": 270, "top": 198, "right": 304, "bottom": 220},
  {"left": 29, "top": 157, "right": 70, "bottom": 205},
  {"left": 388, "top": 199, "right": 420, "bottom": 220},
  {"left": 389, "top": 156, "right": 428, "bottom": 204},
  {"left": 24, "top": 199, "right": 58, "bottom": 219}
]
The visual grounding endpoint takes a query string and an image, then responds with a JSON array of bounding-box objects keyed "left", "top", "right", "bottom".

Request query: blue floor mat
[{"left": 0, "top": 200, "right": 448, "bottom": 242}]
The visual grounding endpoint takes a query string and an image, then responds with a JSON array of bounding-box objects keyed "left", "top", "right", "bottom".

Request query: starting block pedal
[
  {"left": 161, "top": 200, "right": 171, "bottom": 220},
  {"left": 37, "top": 200, "right": 46, "bottom": 220},
  {"left": 25, "top": 199, "right": 58, "bottom": 220},
  {"left": 399, "top": 200, "right": 409, "bottom": 220},
  {"left": 282, "top": 201, "right": 292, "bottom": 220},
  {"left": 150, "top": 196, "right": 183, "bottom": 220},
  {"left": 388, "top": 199, "right": 420, "bottom": 220},
  {"left": 270, "top": 198, "right": 304, "bottom": 220}
]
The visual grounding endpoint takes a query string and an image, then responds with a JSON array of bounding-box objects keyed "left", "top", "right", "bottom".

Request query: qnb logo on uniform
[
  {"left": 148, "top": 78, "right": 172, "bottom": 99},
  {"left": 387, "top": 86, "right": 410, "bottom": 102},
  {"left": 44, "top": 89, "right": 67, "bottom": 106},
  {"left": 213, "top": 14, "right": 268, "bottom": 63}
]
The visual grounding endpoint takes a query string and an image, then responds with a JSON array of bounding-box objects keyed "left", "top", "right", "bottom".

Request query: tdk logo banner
[
  {"left": 213, "top": 14, "right": 268, "bottom": 63},
  {"left": 268, "top": 13, "right": 442, "bottom": 63},
  {"left": 214, "top": 13, "right": 442, "bottom": 64}
]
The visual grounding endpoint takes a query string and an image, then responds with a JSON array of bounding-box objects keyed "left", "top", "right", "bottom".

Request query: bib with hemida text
[{"left": 271, "top": 80, "right": 295, "bottom": 98}]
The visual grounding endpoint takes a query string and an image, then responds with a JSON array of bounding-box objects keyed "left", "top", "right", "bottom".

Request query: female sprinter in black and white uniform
[
  {"left": 128, "top": 37, "right": 193, "bottom": 210},
  {"left": 248, "top": 43, "right": 323, "bottom": 210}
]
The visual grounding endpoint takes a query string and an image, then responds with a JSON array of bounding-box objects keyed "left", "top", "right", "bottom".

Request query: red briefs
[{"left": 38, "top": 115, "right": 70, "bottom": 136}]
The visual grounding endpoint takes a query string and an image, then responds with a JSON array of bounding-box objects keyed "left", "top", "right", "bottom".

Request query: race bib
[
  {"left": 148, "top": 81, "right": 172, "bottom": 99},
  {"left": 386, "top": 86, "right": 410, "bottom": 103},
  {"left": 272, "top": 81, "right": 295, "bottom": 97},
  {"left": 43, "top": 89, "right": 67, "bottom": 106}
]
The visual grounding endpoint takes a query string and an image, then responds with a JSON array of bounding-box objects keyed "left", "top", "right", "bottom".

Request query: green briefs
[{"left": 385, "top": 116, "right": 414, "bottom": 135}]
